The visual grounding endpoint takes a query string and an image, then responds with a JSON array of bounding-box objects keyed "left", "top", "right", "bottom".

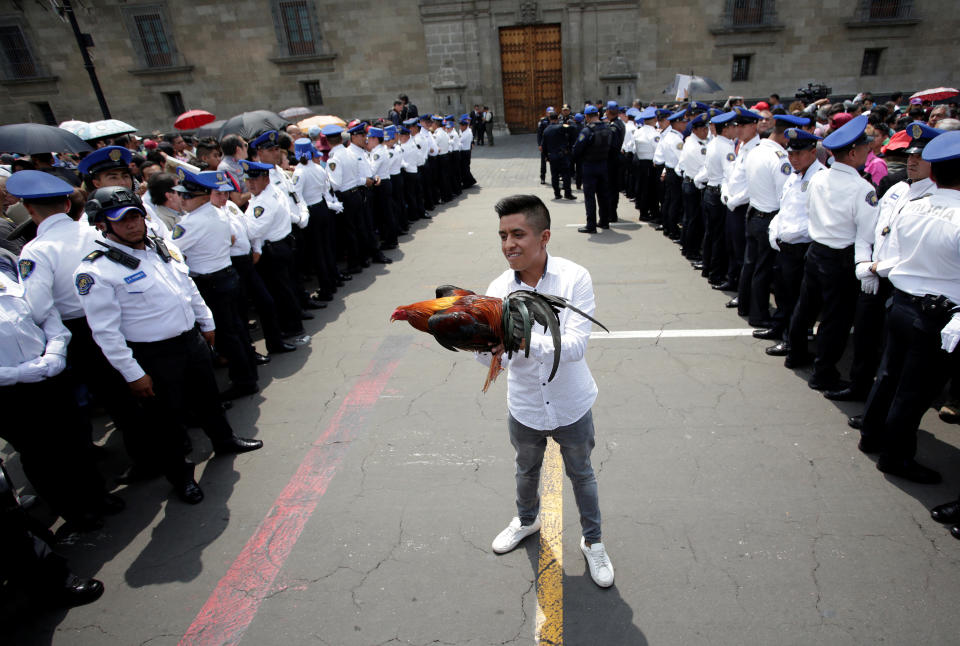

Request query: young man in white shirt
[{"left": 481, "top": 194, "right": 614, "bottom": 588}]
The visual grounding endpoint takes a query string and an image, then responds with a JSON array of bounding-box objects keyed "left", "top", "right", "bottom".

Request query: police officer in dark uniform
[
  {"left": 536, "top": 108, "right": 552, "bottom": 184},
  {"left": 571, "top": 112, "right": 585, "bottom": 190},
  {"left": 572, "top": 105, "right": 613, "bottom": 233},
  {"left": 605, "top": 101, "right": 626, "bottom": 222},
  {"left": 541, "top": 110, "right": 575, "bottom": 200}
]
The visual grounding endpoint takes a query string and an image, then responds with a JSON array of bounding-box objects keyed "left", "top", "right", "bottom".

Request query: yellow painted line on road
[{"left": 535, "top": 438, "right": 563, "bottom": 645}]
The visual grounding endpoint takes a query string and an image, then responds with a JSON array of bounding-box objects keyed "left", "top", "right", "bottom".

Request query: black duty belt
[
  {"left": 705, "top": 185, "right": 721, "bottom": 192},
  {"left": 191, "top": 265, "right": 236, "bottom": 280},
  {"left": 127, "top": 326, "right": 199, "bottom": 351},
  {"left": 894, "top": 289, "right": 957, "bottom": 315},
  {"left": 747, "top": 206, "right": 778, "bottom": 219}
]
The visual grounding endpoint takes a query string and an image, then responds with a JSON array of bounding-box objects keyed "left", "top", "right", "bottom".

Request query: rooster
[{"left": 391, "top": 285, "right": 608, "bottom": 392}]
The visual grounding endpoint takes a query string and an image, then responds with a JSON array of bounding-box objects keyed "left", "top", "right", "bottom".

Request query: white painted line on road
[{"left": 590, "top": 328, "right": 757, "bottom": 340}]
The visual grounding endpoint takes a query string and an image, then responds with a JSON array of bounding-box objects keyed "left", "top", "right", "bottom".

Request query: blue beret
[
  {"left": 606, "top": 101, "right": 619, "bottom": 110},
  {"left": 637, "top": 107, "right": 658, "bottom": 120},
  {"left": 294, "top": 138, "right": 316, "bottom": 161},
  {"left": 688, "top": 101, "right": 710, "bottom": 113},
  {"left": 731, "top": 106, "right": 762, "bottom": 122},
  {"left": 239, "top": 159, "right": 273, "bottom": 177},
  {"left": 198, "top": 170, "right": 237, "bottom": 192},
  {"left": 399, "top": 126, "right": 410, "bottom": 135},
  {"left": 249, "top": 130, "right": 279, "bottom": 150},
  {"left": 822, "top": 114, "right": 870, "bottom": 150},
  {"left": 710, "top": 110, "right": 737, "bottom": 125},
  {"left": 5, "top": 169, "right": 75, "bottom": 199},
  {"left": 584, "top": 105, "right": 599, "bottom": 115},
  {"left": 655, "top": 108, "right": 672, "bottom": 118},
  {"left": 321, "top": 124, "right": 343, "bottom": 137},
  {"left": 784, "top": 128, "right": 822, "bottom": 151},
  {"left": 774, "top": 114, "right": 810, "bottom": 127},
  {"left": 689, "top": 114, "right": 708, "bottom": 128},
  {"left": 77, "top": 146, "right": 132, "bottom": 176},
  {"left": 347, "top": 122, "right": 368, "bottom": 135},
  {"left": 905, "top": 121, "right": 944, "bottom": 154},
  {"left": 367, "top": 127, "right": 384, "bottom": 139},
  {"left": 419, "top": 113, "right": 432, "bottom": 121},
  {"left": 172, "top": 166, "right": 222, "bottom": 193},
  {"left": 922, "top": 130, "right": 960, "bottom": 162},
  {"left": 402, "top": 118, "right": 418, "bottom": 127},
  {"left": 574, "top": 113, "right": 584, "bottom": 122},
  {"left": 667, "top": 108, "right": 688, "bottom": 122}
]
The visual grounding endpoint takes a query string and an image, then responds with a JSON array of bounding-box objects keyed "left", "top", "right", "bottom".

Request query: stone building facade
[{"left": 1, "top": 0, "right": 956, "bottom": 135}]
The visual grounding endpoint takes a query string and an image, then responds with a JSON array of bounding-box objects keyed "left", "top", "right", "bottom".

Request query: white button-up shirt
[
  {"left": 694, "top": 135, "right": 735, "bottom": 188},
  {"left": 171, "top": 201, "right": 233, "bottom": 275},
  {"left": 873, "top": 177, "right": 935, "bottom": 266},
  {"left": 398, "top": 140, "right": 419, "bottom": 173},
  {"left": 368, "top": 143, "right": 391, "bottom": 178},
  {"left": 480, "top": 255, "right": 599, "bottom": 430},
  {"left": 435, "top": 129, "right": 450, "bottom": 155},
  {"left": 721, "top": 135, "right": 760, "bottom": 209},
  {"left": 677, "top": 133, "right": 708, "bottom": 184},
  {"left": 458, "top": 126, "right": 473, "bottom": 151},
  {"left": 222, "top": 200, "right": 252, "bottom": 256},
  {"left": 769, "top": 160, "right": 825, "bottom": 244},
  {"left": 746, "top": 138, "right": 791, "bottom": 213},
  {"left": 293, "top": 159, "right": 331, "bottom": 206},
  {"left": 270, "top": 167, "right": 309, "bottom": 226},
  {"left": 653, "top": 127, "right": 684, "bottom": 169},
  {"left": 632, "top": 124, "right": 660, "bottom": 160},
  {"left": 245, "top": 184, "right": 294, "bottom": 244},
  {"left": 806, "top": 161, "right": 879, "bottom": 263},
  {"left": 74, "top": 239, "right": 213, "bottom": 382},
  {"left": 19, "top": 213, "right": 103, "bottom": 321},
  {"left": 0, "top": 271, "right": 70, "bottom": 369}
]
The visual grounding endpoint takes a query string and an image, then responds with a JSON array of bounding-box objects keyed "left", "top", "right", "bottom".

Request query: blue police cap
[
  {"left": 459, "top": 113, "right": 470, "bottom": 121},
  {"left": 708, "top": 107, "right": 724, "bottom": 119},
  {"left": 688, "top": 101, "right": 710, "bottom": 113},
  {"left": 367, "top": 127, "right": 384, "bottom": 139},
  {"left": 606, "top": 100, "right": 619, "bottom": 110},
  {"left": 5, "top": 169, "right": 75, "bottom": 199},
  {"left": 432, "top": 115, "right": 444, "bottom": 122},
  {"left": 384, "top": 127, "right": 397, "bottom": 141},
  {"left": 905, "top": 121, "right": 944, "bottom": 154},
  {"left": 249, "top": 130, "right": 279, "bottom": 150},
  {"left": 198, "top": 170, "right": 237, "bottom": 192},
  {"left": 710, "top": 110, "right": 737, "bottom": 125},
  {"left": 731, "top": 106, "right": 762, "bottom": 123},
  {"left": 689, "top": 113, "right": 708, "bottom": 128},
  {"left": 822, "top": 114, "right": 871, "bottom": 150},
  {"left": 172, "top": 166, "right": 221, "bottom": 194},
  {"left": 667, "top": 108, "right": 689, "bottom": 122},
  {"left": 419, "top": 113, "right": 432, "bottom": 122},
  {"left": 399, "top": 126, "right": 411, "bottom": 135},
  {"left": 442, "top": 114, "right": 453, "bottom": 121},
  {"left": 294, "top": 138, "right": 316, "bottom": 161},
  {"left": 321, "top": 124, "right": 343, "bottom": 137},
  {"left": 584, "top": 105, "right": 599, "bottom": 115},
  {"left": 77, "top": 145, "right": 132, "bottom": 176},
  {"left": 347, "top": 122, "right": 368, "bottom": 135},
  {"left": 402, "top": 117, "right": 418, "bottom": 127},
  {"left": 546, "top": 107, "right": 555, "bottom": 114},
  {"left": 784, "top": 128, "right": 822, "bottom": 151},
  {"left": 655, "top": 108, "right": 672, "bottom": 118},
  {"left": 637, "top": 107, "right": 658, "bottom": 120},
  {"left": 921, "top": 130, "right": 960, "bottom": 162},
  {"left": 774, "top": 114, "right": 810, "bottom": 127},
  {"left": 618, "top": 106, "right": 627, "bottom": 113},
  {"left": 459, "top": 117, "right": 470, "bottom": 125},
  {"left": 626, "top": 108, "right": 639, "bottom": 118},
  {"left": 239, "top": 159, "right": 273, "bottom": 178},
  {"left": 574, "top": 113, "right": 584, "bottom": 122}
]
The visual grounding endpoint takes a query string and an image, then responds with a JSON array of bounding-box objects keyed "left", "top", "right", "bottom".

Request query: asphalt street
[{"left": 8, "top": 134, "right": 960, "bottom": 645}]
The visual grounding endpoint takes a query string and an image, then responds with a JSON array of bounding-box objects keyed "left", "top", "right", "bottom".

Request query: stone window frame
[
  {"left": 0, "top": 15, "right": 45, "bottom": 81},
  {"left": 860, "top": 48, "right": 884, "bottom": 76},
  {"left": 710, "top": 0, "right": 784, "bottom": 33},
  {"left": 731, "top": 54, "right": 752, "bottom": 82},
  {"left": 302, "top": 80, "right": 323, "bottom": 106},
  {"left": 269, "top": 0, "right": 324, "bottom": 59},
  {"left": 120, "top": 2, "right": 184, "bottom": 70}
]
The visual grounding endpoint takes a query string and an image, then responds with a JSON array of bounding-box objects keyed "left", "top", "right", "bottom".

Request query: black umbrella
[
  {"left": 278, "top": 106, "right": 315, "bottom": 120},
  {"left": 217, "top": 110, "right": 291, "bottom": 140},
  {"left": 0, "top": 123, "right": 93, "bottom": 154},
  {"left": 195, "top": 119, "right": 226, "bottom": 139}
]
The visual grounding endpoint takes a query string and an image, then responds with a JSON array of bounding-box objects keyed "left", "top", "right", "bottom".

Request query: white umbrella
[
  {"left": 58, "top": 120, "right": 88, "bottom": 136},
  {"left": 77, "top": 119, "right": 138, "bottom": 141}
]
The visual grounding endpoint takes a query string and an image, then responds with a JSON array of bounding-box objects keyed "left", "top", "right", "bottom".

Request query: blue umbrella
[{"left": 0, "top": 123, "right": 92, "bottom": 154}]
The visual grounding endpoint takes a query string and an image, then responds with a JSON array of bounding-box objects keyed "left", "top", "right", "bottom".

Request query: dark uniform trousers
[
  {"left": 654, "top": 163, "right": 666, "bottom": 219},
  {"left": 418, "top": 164, "right": 434, "bottom": 211},
  {"left": 738, "top": 208, "right": 777, "bottom": 323},
  {"left": 403, "top": 170, "right": 424, "bottom": 220},
  {"left": 725, "top": 204, "right": 748, "bottom": 288},
  {"left": 256, "top": 235, "right": 305, "bottom": 337},
  {"left": 548, "top": 154, "right": 572, "bottom": 197},
  {"left": 848, "top": 277, "right": 894, "bottom": 392},
  {"left": 357, "top": 187, "right": 382, "bottom": 257},
  {"left": 861, "top": 291, "right": 960, "bottom": 461},
  {"left": 231, "top": 252, "right": 285, "bottom": 352},
  {"left": 389, "top": 173, "right": 408, "bottom": 232},
  {"left": 305, "top": 201, "right": 338, "bottom": 296},
  {"left": 623, "top": 152, "right": 635, "bottom": 199},
  {"left": 371, "top": 179, "right": 398, "bottom": 248},
  {"left": 540, "top": 148, "right": 548, "bottom": 182},
  {"left": 607, "top": 155, "right": 621, "bottom": 219},
  {"left": 0, "top": 376, "right": 107, "bottom": 524},
  {"left": 701, "top": 186, "right": 727, "bottom": 282},
  {"left": 787, "top": 242, "right": 859, "bottom": 384},
  {"left": 661, "top": 168, "right": 683, "bottom": 238},
  {"left": 460, "top": 150, "right": 476, "bottom": 188},
  {"left": 635, "top": 159, "right": 657, "bottom": 221},
  {"left": 772, "top": 240, "right": 811, "bottom": 339},
  {"left": 437, "top": 154, "right": 454, "bottom": 202},
  {"left": 128, "top": 327, "right": 235, "bottom": 483},
  {"left": 450, "top": 151, "right": 463, "bottom": 194},
  {"left": 335, "top": 188, "right": 364, "bottom": 270},
  {"left": 0, "top": 508, "right": 70, "bottom": 597},
  {"left": 193, "top": 266, "right": 258, "bottom": 389},
  {"left": 581, "top": 161, "right": 611, "bottom": 229},
  {"left": 426, "top": 157, "right": 442, "bottom": 206},
  {"left": 680, "top": 178, "right": 704, "bottom": 259}
]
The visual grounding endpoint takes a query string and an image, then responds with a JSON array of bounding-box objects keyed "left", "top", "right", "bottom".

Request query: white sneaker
[
  {"left": 492, "top": 516, "right": 541, "bottom": 554},
  {"left": 580, "top": 537, "right": 614, "bottom": 587}
]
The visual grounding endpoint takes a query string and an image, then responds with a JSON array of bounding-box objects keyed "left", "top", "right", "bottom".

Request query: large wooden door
[{"left": 499, "top": 24, "right": 563, "bottom": 134}]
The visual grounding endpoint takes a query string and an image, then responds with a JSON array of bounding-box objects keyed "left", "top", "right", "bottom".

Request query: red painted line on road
[{"left": 179, "top": 336, "right": 410, "bottom": 646}]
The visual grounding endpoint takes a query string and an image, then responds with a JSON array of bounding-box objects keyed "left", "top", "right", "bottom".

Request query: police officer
[
  {"left": 632, "top": 107, "right": 661, "bottom": 222},
  {"left": 458, "top": 115, "right": 477, "bottom": 189},
  {"left": 695, "top": 111, "right": 737, "bottom": 284},
  {"left": 170, "top": 168, "right": 259, "bottom": 400},
  {"left": 785, "top": 115, "right": 879, "bottom": 391},
  {"left": 326, "top": 125, "right": 366, "bottom": 274},
  {"left": 654, "top": 108, "right": 688, "bottom": 241},
  {"left": 398, "top": 122, "right": 429, "bottom": 220},
  {"left": 420, "top": 114, "right": 442, "bottom": 209},
  {"left": 536, "top": 108, "right": 552, "bottom": 184},
  {"left": 571, "top": 112, "right": 585, "bottom": 190},
  {"left": 75, "top": 187, "right": 262, "bottom": 504},
  {"left": 291, "top": 140, "right": 341, "bottom": 302},
  {"left": 366, "top": 126, "right": 399, "bottom": 251},
  {"left": 541, "top": 110, "right": 575, "bottom": 200},
  {"left": 678, "top": 113, "right": 709, "bottom": 261},
  {"left": 347, "top": 122, "right": 393, "bottom": 265},
  {"left": 605, "top": 102, "right": 626, "bottom": 222},
  {"left": 572, "top": 105, "right": 613, "bottom": 233},
  {"left": 858, "top": 130, "right": 960, "bottom": 487},
  {"left": 383, "top": 125, "right": 409, "bottom": 233}
]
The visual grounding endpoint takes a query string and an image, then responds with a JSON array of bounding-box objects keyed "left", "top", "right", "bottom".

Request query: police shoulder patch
[
  {"left": 388, "top": 152, "right": 394, "bottom": 158},
  {"left": 726, "top": 152, "right": 736, "bottom": 162},
  {"left": 676, "top": 143, "right": 684, "bottom": 150},
  {"left": 254, "top": 206, "right": 265, "bottom": 218},
  {"left": 801, "top": 180, "right": 809, "bottom": 192},
  {"left": 292, "top": 175, "right": 300, "bottom": 184},
  {"left": 169, "top": 247, "right": 182, "bottom": 262},
  {"left": 83, "top": 250, "right": 104, "bottom": 262},
  {"left": 75, "top": 273, "right": 95, "bottom": 295},
  {"left": 866, "top": 191, "right": 878, "bottom": 207},
  {"left": 577, "top": 132, "right": 586, "bottom": 141},
  {"left": 374, "top": 153, "right": 380, "bottom": 160},
  {"left": 701, "top": 147, "right": 707, "bottom": 155},
  {"left": 172, "top": 224, "right": 185, "bottom": 239},
  {"left": 18, "top": 259, "right": 35, "bottom": 280},
  {"left": 328, "top": 161, "right": 337, "bottom": 171},
  {"left": 881, "top": 225, "right": 891, "bottom": 236},
  {"left": 654, "top": 136, "right": 660, "bottom": 142},
  {"left": 780, "top": 162, "right": 792, "bottom": 175},
  {"left": 776, "top": 150, "right": 787, "bottom": 159}
]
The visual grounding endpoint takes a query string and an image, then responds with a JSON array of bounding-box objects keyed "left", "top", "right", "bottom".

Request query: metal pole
[{"left": 61, "top": 0, "right": 111, "bottom": 119}]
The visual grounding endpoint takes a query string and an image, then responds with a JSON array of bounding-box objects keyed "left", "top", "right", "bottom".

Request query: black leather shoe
[
  {"left": 554, "top": 193, "right": 562, "bottom": 200},
  {"left": 691, "top": 262, "right": 704, "bottom": 271},
  {"left": 950, "top": 525, "right": 960, "bottom": 540},
  {"left": 98, "top": 493, "right": 125, "bottom": 515},
  {"left": 303, "top": 299, "right": 327, "bottom": 310},
  {"left": 847, "top": 415, "right": 863, "bottom": 430},
  {"left": 823, "top": 385, "right": 870, "bottom": 402},
  {"left": 300, "top": 311, "right": 315, "bottom": 320},
  {"left": 57, "top": 575, "right": 104, "bottom": 607},
  {"left": 578, "top": 227, "right": 598, "bottom": 234},
  {"left": 255, "top": 352, "right": 271, "bottom": 365},
  {"left": 712, "top": 281, "right": 734, "bottom": 291},
  {"left": 267, "top": 342, "right": 297, "bottom": 354},
  {"left": 858, "top": 435, "right": 882, "bottom": 454},
  {"left": 361, "top": 258, "right": 371, "bottom": 268},
  {"left": 931, "top": 499, "right": 960, "bottom": 524},
  {"left": 338, "top": 272, "right": 353, "bottom": 281},
  {"left": 749, "top": 319, "right": 776, "bottom": 329},
  {"left": 809, "top": 375, "right": 845, "bottom": 391},
  {"left": 380, "top": 242, "right": 398, "bottom": 251},
  {"left": 753, "top": 328, "right": 781, "bottom": 341},
  {"left": 765, "top": 342, "right": 790, "bottom": 356},
  {"left": 372, "top": 253, "right": 393, "bottom": 264},
  {"left": 876, "top": 458, "right": 942, "bottom": 485},
  {"left": 784, "top": 352, "right": 814, "bottom": 368},
  {"left": 725, "top": 297, "right": 739, "bottom": 309},
  {"left": 176, "top": 479, "right": 204, "bottom": 504},
  {"left": 220, "top": 383, "right": 259, "bottom": 401},
  {"left": 563, "top": 194, "right": 576, "bottom": 200},
  {"left": 214, "top": 436, "right": 263, "bottom": 454},
  {"left": 598, "top": 223, "right": 610, "bottom": 229}
]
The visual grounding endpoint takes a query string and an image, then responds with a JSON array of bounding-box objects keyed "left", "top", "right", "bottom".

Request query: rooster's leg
[{"left": 482, "top": 350, "right": 505, "bottom": 393}]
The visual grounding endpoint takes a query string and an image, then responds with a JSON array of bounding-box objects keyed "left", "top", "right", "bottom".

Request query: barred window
[
  {"left": 279, "top": 0, "right": 316, "bottom": 56},
  {"left": 135, "top": 13, "right": 172, "bottom": 67},
  {"left": 302, "top": 80, "right": 323, "bottom": 105},
  {"left": 861, "top": 49, "right": 882, "bottom": 76},
  {"left": 0, "top": 24, "right": 38, "bottom": 79},
  {"left": 732, "top": 55, "right": 751, "bottom": 82}
]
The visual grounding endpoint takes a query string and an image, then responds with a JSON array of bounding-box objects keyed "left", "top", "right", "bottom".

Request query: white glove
[
  {"left": 330, "top": 201, "right": 344, "bottom": 214},
  {"left": 0, "top": 366, "right": 17, "bottom": 387},
  {"left": 41, "top": 354, "right": 67, "bottom": 378},
  {"left": 942, "top": 314, "right": 960, "bottom": 353},
  {"left": 768, "top": 231, "right": 780, "bottom": 252},
  {"left": 16, "top": 357, "right": 47, "bottom": 383},
  {"left": 855, "top": 262, "right": 879, "bottom": 294}
]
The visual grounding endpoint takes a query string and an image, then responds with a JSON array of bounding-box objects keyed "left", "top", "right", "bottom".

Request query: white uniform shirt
[
  {"left": 385, "top": 145, "right": 403, "bottom": 176},
  {"left": 435, "top": 129, "right": 450, "bottom": 155},
  {"left": 326, "top": 144, "right": 360, "bottom": 191},
  {"left": 74, "top": 240, "right": 213, "bottom": 382},
  {"left": 480, "top": 256, "right": 599, "bottom": 430},
  {"left": 806, "top": 161, "right": 879, "bottom": 263},
  {"left": 677, "top": 133, "right": 708, "bottom": 184},
  {"left": 653, "top": 127, "right": 684, "bottom": 169},
  {"left": 170, "top": 201, "right": 233, "bottom": 275},
  {"left": 632, "top": 123, "right": 660, "bottom": 160},
  {"left": 873, "top": 177, "right": 935, "bottom": 266},
  {"left": 721, "top": 135, "right": 760, "bottom": 209},
  {"left": 292, "top": 159, "right": 330, "bottom": 206},
  {"left": 694, "top": 135, "right": 736, "bottom": 188},
  {"left": 0, "top": 271, "right": 70, "bottom": 369},
  {"left": 368, "top": 143, "right": 391, "bottom": 179},
  {"left": 222, "top": 200, "right": 252, "bottom": 256},
  {"left": 270, "top": 167, "right": 309, "bottom": 226},
  {"left": 886, "top": 187, "right": 960, "bottom": 303},
  {"left": 621, "top": 120, "right": 637, "bottom": 153},
  {"left": 769, "top": 160, "right": 825, "bottom": 244},
  {"left": 447, "top": 128, "right": 460, "bottom": 151},
  {"left": 458, "top": 126, "right": 473, "bottom": 151},
  {"left": 745, "top": 138, "right": 791, "bottom": 212},
  {"left": 245, "top": 185, "right": 293, "bottom": 244},
  {"left": 18, "top": 213, "right": 102, "bottom": 321},
  {"left": 398, "top": 140, "right": 418, "bottom": 173},
  {"left": 419, "top": 129, "right": 438, "bottom": 159}
]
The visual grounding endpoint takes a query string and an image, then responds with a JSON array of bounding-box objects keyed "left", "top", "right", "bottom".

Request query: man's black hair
[
  {"left": 165, "top": 133, "right": 182, "bottom": 143},
  {"left": 221, "top": 134, "right": 246, "bottom": 157},
  {"left": 148, "top": 172, "right": 177, "bottom": 206},
  {"left": 494, "top": 194, "right": 551, "bottom": 232},
  {"left": 277, "top": 132, "right": 293, "bottom": 150},
  {"left": 932, "top": 159, "right": 960, "bottom": 189},
  {"left": 399, "top": 94, "right": 409, "bottom": 103}
]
